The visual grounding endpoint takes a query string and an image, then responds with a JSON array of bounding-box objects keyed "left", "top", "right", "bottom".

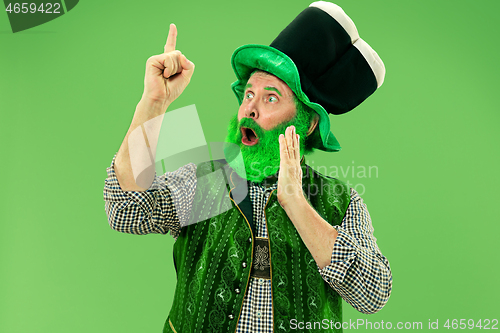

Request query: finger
[
  {"left": 164, "top": 23, "right": 177, "bottom": 53},
  {"left": 279, "top": 133, "right": 290, "bottom": 178},
  {"left": 165, "top": 53, "right": 195, "bottom": 89},
  {"left": 162, "top": 52, "right": 181, "bottom": 78},
  {"left": 291, "top": 126, "right": 297, "bottom": 160},
  {"left": 286, "top": 126, "right": 294, "bottom": 159},
  {"left": 145, "top": 54, "right": 170, "bottom": 77},
  {"left": 296, "top": 134, "right": 301, "bottom": 163},
  {"left": 279, "top": 134, "right": 287, "bottom": 162},
  {"left": 179, "top": 54, "right": 195, "bottom": 78}
]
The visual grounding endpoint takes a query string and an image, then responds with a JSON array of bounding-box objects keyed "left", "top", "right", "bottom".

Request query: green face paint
[{"left": 224, "top": 106, "right": 312, "bottom": 183}]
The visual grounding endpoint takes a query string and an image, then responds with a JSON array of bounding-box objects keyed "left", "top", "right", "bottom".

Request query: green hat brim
[{"left": 231, "top": 44, "right": 341, "bottom": 152}]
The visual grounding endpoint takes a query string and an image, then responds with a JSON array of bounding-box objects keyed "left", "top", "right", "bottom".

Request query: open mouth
[{"left": 241, "top": 127, "right": 259, "bottom": 146}]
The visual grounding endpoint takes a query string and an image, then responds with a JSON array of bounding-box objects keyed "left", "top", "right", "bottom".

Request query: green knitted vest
[{"left": 164, "top": 160, "right": 350, "bottom": 333}]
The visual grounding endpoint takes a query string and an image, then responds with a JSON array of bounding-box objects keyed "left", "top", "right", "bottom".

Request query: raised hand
[
  {"left": 277, "top": 125, "right": 304, "bottom": 208},
  {"left": 114, "top": 24, "right": 195, "bottom": 191},
  {"left": 142, "top": 23, "right": 195, "bottom": 106}
]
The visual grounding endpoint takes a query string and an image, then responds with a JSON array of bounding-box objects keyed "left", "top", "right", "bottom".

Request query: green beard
[{"left": 224, "top": 110, "right": 311, "bottom": 183}]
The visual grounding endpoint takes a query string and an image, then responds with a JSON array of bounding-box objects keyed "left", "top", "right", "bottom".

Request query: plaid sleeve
[
  {"left": 103, "top": 153, "right": 197, "bottom": 239},
  {"left": 318, "top": 188, "right": 392, "bottom": 314}
]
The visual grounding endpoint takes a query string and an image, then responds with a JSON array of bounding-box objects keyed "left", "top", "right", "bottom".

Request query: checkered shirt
[
  {"left": 103, "top": 155, "right": 392, "bottom": 332},
  {"left": 235, "top": 183, "right": 276, "bottom": 333}
]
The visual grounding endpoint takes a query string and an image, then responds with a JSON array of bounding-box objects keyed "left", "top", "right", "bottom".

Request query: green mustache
[{"left": 236, "top": 117, "right": 264, "bottom": 141}]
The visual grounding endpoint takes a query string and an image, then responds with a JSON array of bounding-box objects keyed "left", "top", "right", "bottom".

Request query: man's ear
[{"left": 306, "top": 113, "right": 320, "bottom": 136}]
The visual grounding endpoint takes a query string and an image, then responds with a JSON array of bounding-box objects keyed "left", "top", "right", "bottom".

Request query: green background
[{"left": 1, "top": 0, "right": 499, "bottom": 332}]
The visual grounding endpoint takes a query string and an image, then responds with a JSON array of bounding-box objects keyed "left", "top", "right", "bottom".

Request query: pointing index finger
[{"left": 164, "top": 23, "right": 177, "bottom": 53}]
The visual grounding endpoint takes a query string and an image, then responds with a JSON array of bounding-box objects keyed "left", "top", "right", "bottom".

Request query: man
[{"left": 104, "top": 2, "right": 391, "bottom": 332}]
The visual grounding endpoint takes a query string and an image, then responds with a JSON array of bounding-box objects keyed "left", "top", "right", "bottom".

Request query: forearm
[
  {"left": 115, "top": 97, "right": 170, "bottom": 191},
  {"left": 103, "top": 153, "right": 190, "bottom": 238},
  {"left": 321, "top": 226, "right": 392, "bottom": 314},
  {"left": 319, "top": 189, "right": 392, "bottom": 314},
  {"left": 282, "top": 195, "right": 338, "bottom": 269},
  {"left": 282, "top": 188, "right": 392, "bottom": 314}
]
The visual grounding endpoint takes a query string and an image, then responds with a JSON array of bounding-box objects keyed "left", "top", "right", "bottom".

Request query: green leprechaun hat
[{"left": 231, "top": 1, "right": 385, "bottom": 152}]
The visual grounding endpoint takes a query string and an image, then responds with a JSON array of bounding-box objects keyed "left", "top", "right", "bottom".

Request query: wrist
[
  {"left": 281, "top": 191, "right": 308, "bottom": 214},
  {"left": 139, "top": 95, "right": 170, "bottom": 115},
  {"left": 128, "top": 97, "right": 169, "bottom": 133}
]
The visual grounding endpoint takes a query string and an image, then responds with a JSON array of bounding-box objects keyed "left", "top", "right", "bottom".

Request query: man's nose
[{"left": 245, "top": 99, "right": 259, "bottom": 119}]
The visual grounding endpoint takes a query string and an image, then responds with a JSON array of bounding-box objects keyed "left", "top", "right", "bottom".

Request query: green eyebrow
[
  {"left": 264, "top": 87, "right": 282, "bottom": 96},
  {"left": 243, "top": 84, "right": 282, "bottom": 97}
]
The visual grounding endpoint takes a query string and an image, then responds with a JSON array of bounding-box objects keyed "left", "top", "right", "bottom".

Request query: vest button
[
  {"left": 248, "top": 237, "right": 252, "bottom": 243},
  {"left": 242, "top": 262, "right": 247, "bottom": 268},
  {"left": 235, "top": 288, "right": 240, "bottom": 294},
  {"left": 228, "top": 314, "right": 234, "bottom": 320}
]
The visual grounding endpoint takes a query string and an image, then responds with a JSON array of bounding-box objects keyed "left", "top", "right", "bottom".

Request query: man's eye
[
  {"left": 268, "top": 96, "right": 278, "bottom": 103},
  {"left": 245, "top": 92, "right": 254, "bottom": 99}
]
